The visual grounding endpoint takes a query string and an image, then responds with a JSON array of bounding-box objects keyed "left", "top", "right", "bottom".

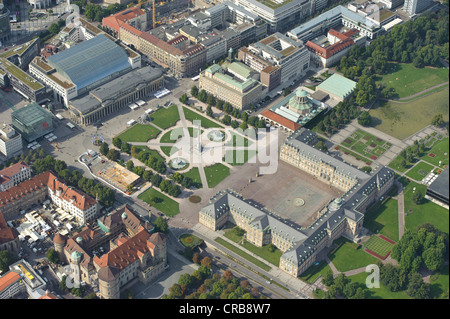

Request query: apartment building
[{"left": 0, "top": 162, "right": 32, "bottom": 192}]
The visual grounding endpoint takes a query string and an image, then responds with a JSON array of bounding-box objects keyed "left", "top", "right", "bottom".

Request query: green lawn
[
  {"left": 117, "top": 124, "right": 161, "bottom": 143},
  {"left": 420, "top": 138, "right": 449, "bottom": 167},
  {"left": 335, "top": 145, "right": 373, "bottom": 165},
  {"left": 378, "top": 63, "right": 449, "bottom": 98},
  {"left": 299, "top": 261, "right": 332, "bottom": 284},
  {"left": 214, "top": 237, "right": 272, "bottom": 272},
  {"left": 135, "top": 146, "right": 165, "bottom": 162},
  {"left": 183, "top": 107, "right": 223, "bottom": 128},
  {"left": 150, "top": 104, "right": 180, "bottom": 129},
  {"left": 223, "top": 149, "right": 257, "bottom": 166},
  {"left": 182, "top": 167, "right": 203, "bottom": 188},
  {"left": 160, "top": 145, "right": 178, "bottom": 157},
  {"left": 369, "top": 88, "right": 449, "bottom": 140},
  {"left": 400, "top": 178, "right": 449, "bottom": 235},
  {"left": 363, "top": 198, "right": 399, "bottom": 242},
  {"left": 137, "top": 187, "right": 180, "bottom": 217},
  {"left": 160, "top": 127, "right": 203, "bottom": 144},
  {"left": 179, "top": 233, "right": 204, "bottom": 249},
  {"left": 430, "top": 264, "right": 449, "bottom": 299},
  {"left": 388, "top": 153, "right": 416, "bottom": 173},
  {"left": 204, "top": 163, "right": 230, "bottom": 188},
  {"left": 405, "top": 161, "right": 435, "bottom": 181},
  {"left": 364, "top": 235, "right": 395, "bottom": 258},
  {"left": 348, "top": 272, "right": 411, "bottom": 299},
  {"left": 223, "top": 228, "right": 282, "bottom": 266},
  {"left": 328, "top": 238, "right": 378, "bottom": 272}
]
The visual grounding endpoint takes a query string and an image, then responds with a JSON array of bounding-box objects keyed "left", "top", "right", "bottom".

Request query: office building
[
  {"left": 0, "top": 124, "right": 23, "bottom": 160},
  {"left": 403, "top": 0, "right": 433, "bottom": 15},
  {"left": 11, "top": 102, "right": 53, "bottom": 143},
  {"left": 199, "top": 61, "right": 267, "bottom": 110},
  {"left": 239, "top": 32, "right": 310, "bottom": 88},
  {"left": 233, "top": 0, "right": 313, "bottom": 33},
  {"left": 0, "top": 1, "right": 10, "bottom": 44}
]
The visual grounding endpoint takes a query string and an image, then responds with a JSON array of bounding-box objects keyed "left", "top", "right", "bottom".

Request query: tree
[
  {"left": 99, "top": 142, "right": 109, "bottom": 156},
  {"left": 154, "top": 216, "right": 168, "bottom": 234},
  {"left": 179, "top": 93, "right": 188, "bottom": 105},
  {"left": 358, "top": 111, "right": 372, "bottom": 126},
  {"left": 206, "top": 94, "right": 215, "bottom": 106},
  {"left": 321, "top": 270, "right": 334, "bottom": 287},
  {"left": 407, "top": 272, "right": 430, "bottom": 299},
  {"left": 48, "top": 23, "right": 60, "bottom": 35},
  {"left": 46, "top": 248, "right": 60, "bottom": 264},
  {"left": 121, "top": 142, "right": 131, "bottom": 153},
  {"left": 314, "top": 140, "right": 328, "bottom": 152},
  {"left": 126, "top": 160, "right": 134, "bottom": 171},
  {"left": 422, "top": 247, "right": 444, "bottom": 271},
  {"left": 151, "top": 174, "right": 162, "bottom": 187},
  {"left": 412, "top": 190, "right": 424, "bottom": 205},
  {"left": 198, "top": 90, "right": 207, "bottom": 102},
  {"left": 191, "top": 86, "right": 199, "bottom": 98},
  {"left": 201, "top": 256, "right": 212, "bottom": 269},
  {"left": 106, "top": 149, "right": 120, "bottom": 161},
  {"left": 431, "top": 113, "right": 444, "bottom": 127},
  {"left": 0, "top": 250, "right": 14, "bottom": 273},
  {"left": 112, "top": 137, "right": 122, "bottom": 149}
]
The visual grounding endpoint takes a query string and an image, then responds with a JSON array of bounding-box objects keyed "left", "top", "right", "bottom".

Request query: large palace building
[{"left": 199, "top": 128, "right": 394, "bottom": 277}]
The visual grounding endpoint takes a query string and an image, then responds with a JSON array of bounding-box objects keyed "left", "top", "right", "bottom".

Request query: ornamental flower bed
[
  {"left": 365, "top": 248, "right": 390, "bottom": 260},
  {"left": 371, "top": 155, "right": 378, "bottom": 160},
  {"left": 429, "top": 153, "right": 436, "bottom": 157},
  {"left": 379, "top": 235, "right": 396, "bottom": 245}
]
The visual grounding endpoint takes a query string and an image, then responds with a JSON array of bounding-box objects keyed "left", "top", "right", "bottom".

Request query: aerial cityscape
[{"left": 0, "top": 0, "right": 448, "bottom": 304}]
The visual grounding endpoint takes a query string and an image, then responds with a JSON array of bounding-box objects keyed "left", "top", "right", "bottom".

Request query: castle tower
[
  {"left": 97, "top": 266, "right": 120, "bottom": 299},
  {"left": 53, "top": 233, "right": 67, "bottom": 262}
]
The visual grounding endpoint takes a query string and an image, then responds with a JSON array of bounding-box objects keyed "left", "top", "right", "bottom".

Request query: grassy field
[
  {"left": 334, "top": 145, "right": 373, "bottom": 165},
  {"left": 348, "top": 272, "right": 411, "bottom": 299},
  {"left": 160, "top": 145, "right": 178, "bottom": 157},
  {"left": 299, "top": 261, "right": 332, "bottom": 284},
  {"left": 369, "top": 88, "right": 449, "bottom": 140},
  {"left": 179, "top": 233, "right": 204, "bottom": 249},
  {"left": 430, "top": 264, "right": 449, "bottom": 299},
  {"left": 214, "top": 237, "right": 272, "bottom": 271},
  {"left": 117, "top": 124, "right": 161, "bottom": 143},
  {"left": 378, "top": 63, "right": 449, "bottom": 98},
  {"left": 420, "top": 138, "right": 449, "bottom": 167},
  {"left": 388, "top": 153, "right": 416, "bottom": 173},
  {"left": 363, "top": 198, "right": 399, "bottom": 242},
  {"left": 137, "top": 187, "right": 180, "bottom": 217},
  {"left": 223, "top": 228, "right": 282, "bottom": 266},
  {"left": 182, "top": 167, "right": 203, "bottom": 188},
  {"left": 223, "top": 149, "right": 257, "bottom": 166},
  {"left": 224, "top": 132, "right": 252, "bottom": 147},
  {"left": 135, "top": 146, "right": 165, "bottom": 162},
  {"left": 405, "top": 161, "right": 435, "bottom": 181},
  {"left": 204, "top": 163, "right": 230, "bottom": 188},
  {"left": 364, "top": 235, "right": 395, "bottom": 258},
  {"left": 400, "top": 178, "right": 449, "bottom": 235},
  {"left": 328, "top": 238, "right": 378, "bottom": 272},
  {"left": 183, "top": 107, "right": 223, "bottom": 128},
  {"left": 150, "top": 105, "right": 180, "bottom": 129}
]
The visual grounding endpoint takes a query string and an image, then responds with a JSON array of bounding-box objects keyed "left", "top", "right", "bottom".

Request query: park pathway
[
  {"left": 396, "top": 181, "right": 406, "bottom": 240},
  {"left": 379, "top": 81, "right": 449, "bottom": 104}
]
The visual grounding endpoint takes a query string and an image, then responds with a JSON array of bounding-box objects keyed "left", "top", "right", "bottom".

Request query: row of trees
[
  {"left": 79, "top": 1, "right": 127, "bottom": 23},
  {"left": 319, "top": 272, "right": 367, "bottom": 299},
  {"left": 163, "top": 256, "right": 262, "bottom": 299},
  {"left": 314, "top": 96, "right": 361, "bottom": 136},
  {"left": 33, "top": 155, "right": 115, "bottom": 207},
  {"left": 190, "top": 86, "right": 266, "bottom": 129}
]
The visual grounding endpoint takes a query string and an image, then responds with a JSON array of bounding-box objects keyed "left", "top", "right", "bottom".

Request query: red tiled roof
[
  {"left": 139, "top": 31, "right": 184, "bottom": 56},
  {"left": 260, "top": 110, "right": 301, "bottom": 131},
  {"left": 94, "top": 229, "right": 163, "bottom": 271},
  {"left": 0, "top": 213, "right": 19, "bottom": 245},
  {"left": 0, "top": 162, "right": 30, "bottom": 179},
  {"left": 0, "top": 171, "right": 97, "bottom": 212},
  {"left": 0, "top": 271, "right": 21, "bottom": 293},
  {"left": 0, "top": 172, "right": 50, "bottom": 208},
  {"left": 39, "top": 291, "right": 59, "bottom": 299},
  {"left": 102, "top": 6, "right": 146, "bottom": 33}
]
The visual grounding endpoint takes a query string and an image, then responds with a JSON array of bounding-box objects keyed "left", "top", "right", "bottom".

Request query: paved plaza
[{"left": 240, "top": 161, "right": 340, "bottom": 228}]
